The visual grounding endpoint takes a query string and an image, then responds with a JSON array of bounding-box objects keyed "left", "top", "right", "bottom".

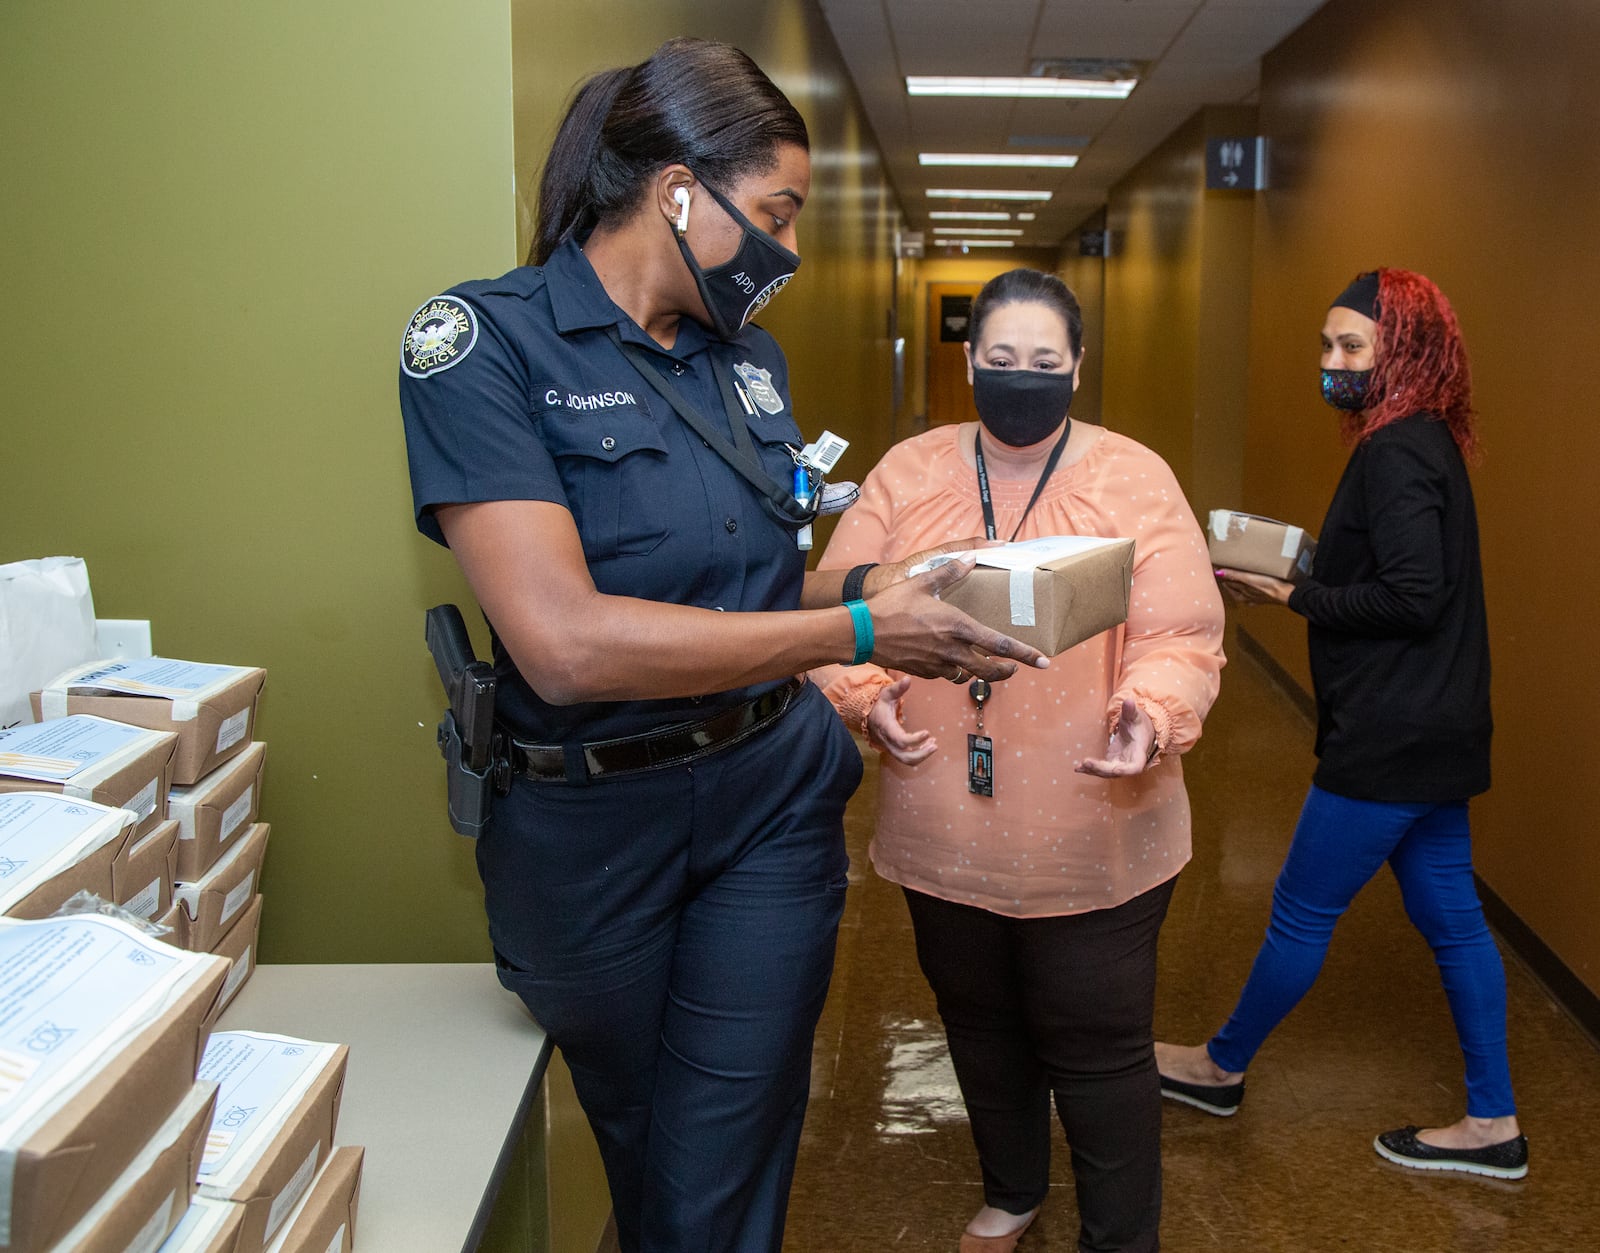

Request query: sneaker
[
  {"left": 1373, "top": 1125, "right": 1528, "bottom": 1180},
  {"left": 1158, "top": 1073, "right": 1244, "bottom": 1117}
]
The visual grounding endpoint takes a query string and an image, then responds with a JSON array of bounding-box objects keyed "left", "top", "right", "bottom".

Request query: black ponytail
[{"left": 531, "top": 38, "right": 809, "bottom": 266}]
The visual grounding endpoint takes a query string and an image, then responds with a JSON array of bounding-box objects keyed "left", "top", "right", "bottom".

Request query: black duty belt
[{"left": 508, "top": 677, "right": 806, "bottom": 784}]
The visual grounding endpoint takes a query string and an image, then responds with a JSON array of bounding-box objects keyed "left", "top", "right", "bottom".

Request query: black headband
[{"left": 1330, "top": 271, "right": 1381, "bottom": 321}]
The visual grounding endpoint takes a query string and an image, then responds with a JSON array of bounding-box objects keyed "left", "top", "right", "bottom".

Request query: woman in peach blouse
[{"left": 816, "top": 269, "right": 1225, "bottom": 1253}]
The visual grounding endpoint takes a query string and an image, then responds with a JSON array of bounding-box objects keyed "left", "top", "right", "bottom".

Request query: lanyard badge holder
[
  {"left": 788, "top": 430, "right": 850, "bottom": 550},
  {"left": 968, "top": 677, "right": 993, "bottom": 796}
]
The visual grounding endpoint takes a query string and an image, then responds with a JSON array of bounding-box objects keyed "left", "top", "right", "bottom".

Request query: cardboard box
[
  {"left": 0, "top": 796, "right": 177, "bottom": 924},
  {"left": 114, "top": 818, "right": 181, "bottom": 922},
  {"left": 167, "top": 746, "right": 266, "bottom": 883},
  {"left": 262, "top": 1147, "right": 362, "bottom": 1253},
  {"left": 152, "top": 1198, "right": 245, "bottom": 1253},
  {"left": 173, "top": 825, "right": 270, "bottom": 954},
  {"left": 0, "top": 915, "right": 228, "bottom": 1252},
  {"left": 46, "top": 1082, "right": 217, "bottom": 1253},
  {"left": 33, "top": 662, "right": 266, "bottom": 787},
  {"left": 209, "top": 896, "right": 263, "bottom": 1013},
  {"left": 912, "top": 535, "right": 1136, "bottom": 657},
  {"left": 196, "top": 1034, "right": 349, "bottom": 1253},
  {"left": 1207, "top": 510, "right": 1317, "bottom": 583},
  {"left": 0, "top": 715, "right": 178, "bottom": 839},
  {"left": 0, "top": 792, "right": 135, "bottom": 920}
]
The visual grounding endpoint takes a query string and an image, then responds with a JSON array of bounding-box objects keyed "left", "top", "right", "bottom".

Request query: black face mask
[
  {"left": 972, "top": 367, "right": 1075, "bottom": 447},
  {"left": 675, "top": 181, "right": 801, "bottom": 340}
]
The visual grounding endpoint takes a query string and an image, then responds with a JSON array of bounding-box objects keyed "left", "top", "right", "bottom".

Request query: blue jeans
[
  {"left": 1209, "top": 785, "right": 1515, "bottom": 1117},
  {"left": 479, "top": 683, "right": 863, "bottom": 1253}
]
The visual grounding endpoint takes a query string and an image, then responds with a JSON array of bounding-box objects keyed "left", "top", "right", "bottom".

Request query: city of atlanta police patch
[{"left": 402, "top": 296, "right": 478, "bottom": 378}]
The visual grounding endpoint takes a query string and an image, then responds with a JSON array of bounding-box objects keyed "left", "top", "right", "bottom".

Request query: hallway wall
[
  {"left": 2, "top": 0, "right": 899, "bottom": 962},
  {"left": 1236, "top": 0, "right": 1600, "bottom": 996},
  {"left": 1098, "top": 106, "right": 1258, "bottom": 509}
]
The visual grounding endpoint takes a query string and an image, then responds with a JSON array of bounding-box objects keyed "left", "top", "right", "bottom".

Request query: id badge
[{"left": 968, "top": 733, "right": 993, "bottom": 796}]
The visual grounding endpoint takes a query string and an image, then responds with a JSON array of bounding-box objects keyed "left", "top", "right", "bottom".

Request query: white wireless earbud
[{"left": 673, "top": 187, "right": 691, "bottom": 234}]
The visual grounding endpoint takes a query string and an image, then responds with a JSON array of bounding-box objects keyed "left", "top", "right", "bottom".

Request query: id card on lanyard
[{"left": 967, "top": 423, "right": 1071, "bottom": 795}]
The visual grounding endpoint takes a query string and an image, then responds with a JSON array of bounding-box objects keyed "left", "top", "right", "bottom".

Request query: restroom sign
[{"left": 1206, "top": 137, "right": 1267, "bottom": 190}]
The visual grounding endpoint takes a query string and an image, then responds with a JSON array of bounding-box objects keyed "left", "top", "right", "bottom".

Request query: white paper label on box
[
  {"left": 198, "top": 1032, "right": 336, "bottom": 1193},
  {"left": 1279, "top": 525, "right": 1305, "bottom": 559},
  {"left": 52, "top": 657, "right": 245, "bottom": 708},
  {"left": 215, "top": 709, "right": 250, "bottom": 755},
  {"left": 130, "top": 1189, "right": 180, "bottom": 1253},
  {"left": 219, "top": 944, "right": 253, "bottom": 1008},
  {"left": 0, "top": 715, "right": 149, "bottom": 783},
  {"left": 266, "top": 1143, "right": 322, "bottom": 1242},
  {"left": 221, "top": 786, "right": 254, "bottom": 844},
  {"left": 0, "top": 915, "right": 205, "bottom": 1242},
  {"left": 1007, "top": 568, "right": 1036, "bottom": 627},
  {"left": 0, "top": 792, "right": 132, "bottom": 914},
  {"left": 126, "top": 876, "right": 163, "bottom": 920},
  {"left": 129, "top": 774, "right": 160, "bottom": 822},
  {"left": 326, "top": 1225, "right": 347, "bottom": 1253},
  {"left": 221, "top": 874, "right": 256, "bottom": 927}
]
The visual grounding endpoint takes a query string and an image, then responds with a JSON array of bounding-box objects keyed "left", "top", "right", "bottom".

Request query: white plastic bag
[{"left": 0, "top": 556, "right": 99, "bottom": 728}]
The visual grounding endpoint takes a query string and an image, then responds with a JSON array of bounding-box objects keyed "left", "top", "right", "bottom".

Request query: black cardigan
[{"left": 1286, "top": 412, "right": 1491, "bottom": 803}]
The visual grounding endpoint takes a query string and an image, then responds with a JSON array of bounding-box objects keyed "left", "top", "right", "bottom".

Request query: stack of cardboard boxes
[
  {"left": 24, "top": 657, "right": 270, "bottom": 1008},
  {"left": 0, "top": 658, "right": 365, "bottom": 1251}
]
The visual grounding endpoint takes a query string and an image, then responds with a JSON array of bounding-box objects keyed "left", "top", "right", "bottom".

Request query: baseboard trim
[
  {"left": 1235, "top": 625, "right": 1315, "bottom": 723},
  {"left": 1475, "top": 876, "right": 1600, "bottom": 1049}
]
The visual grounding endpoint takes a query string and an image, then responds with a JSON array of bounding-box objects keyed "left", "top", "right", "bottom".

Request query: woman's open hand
[
  {"left": 1076, "top": 697, "right": 1157, "bottom": 778},
  {"left": 1215, "top": 568, "right": 1295, "bottom": 606},
  {"left": 865, "top": 676, "right": 938, "bottom": 766}
]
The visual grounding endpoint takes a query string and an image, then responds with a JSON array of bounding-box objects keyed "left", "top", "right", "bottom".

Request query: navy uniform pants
[{"left": 479, "top": 683, "right": 863, "bottom": 1253}]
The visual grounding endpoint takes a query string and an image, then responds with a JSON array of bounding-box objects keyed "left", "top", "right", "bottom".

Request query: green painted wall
[
  {"left": 3, "top": 0, "right": 513, "bottom": 962},
  {"left": 3, "top": 0, "right": 901, "bottom": 977}
]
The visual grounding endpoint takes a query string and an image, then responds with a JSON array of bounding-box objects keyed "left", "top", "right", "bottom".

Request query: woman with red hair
[{"left": 1156, "top": 269, "right": 1525, "bottom": 1178}]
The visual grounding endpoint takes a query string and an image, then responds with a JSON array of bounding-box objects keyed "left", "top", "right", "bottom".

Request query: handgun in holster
[{"left": 425, "top": 604, "right": 512, "bottom": 837}]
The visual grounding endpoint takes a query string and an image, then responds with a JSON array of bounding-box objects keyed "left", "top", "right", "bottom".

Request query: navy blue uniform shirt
[{"left": 399, "top": 239, "right": 808, "bottom": 743}]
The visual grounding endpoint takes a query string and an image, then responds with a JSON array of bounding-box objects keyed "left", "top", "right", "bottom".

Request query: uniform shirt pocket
[{"left": 538, "top": 406, "right": 672, "bottom": 561}]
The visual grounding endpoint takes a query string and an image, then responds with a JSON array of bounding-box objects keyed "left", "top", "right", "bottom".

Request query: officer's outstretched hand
[{"left": 865, "top": 555, "right": 1048, "bottom": 683}]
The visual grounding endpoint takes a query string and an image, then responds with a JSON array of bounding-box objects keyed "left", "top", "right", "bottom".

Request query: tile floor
[{"left": 783, "top": 645, "right": 1600, "bottom": 1251}]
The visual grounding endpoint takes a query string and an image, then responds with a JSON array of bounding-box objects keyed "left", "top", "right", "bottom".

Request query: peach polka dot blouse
[{"left": 815, "top": 423, "right": 1226, "bottom": 918}]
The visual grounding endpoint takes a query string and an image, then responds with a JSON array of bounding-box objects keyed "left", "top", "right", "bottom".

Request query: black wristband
[{"left": 841, "top": 562, "right": 878, "bottom": 603}]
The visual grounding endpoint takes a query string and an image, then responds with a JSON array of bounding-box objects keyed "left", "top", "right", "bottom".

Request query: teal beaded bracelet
[{"left": 844, "top": 599, "right": 874, "bottom": 666}]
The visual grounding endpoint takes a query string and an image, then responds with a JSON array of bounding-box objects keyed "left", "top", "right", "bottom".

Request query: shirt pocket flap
[{"left": 539, "top": 407, "right": 668, "bottom": 463}]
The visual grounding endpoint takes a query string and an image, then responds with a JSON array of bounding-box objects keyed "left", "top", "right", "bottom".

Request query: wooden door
[{"left": 926, "top": 282, "right": 982, "bottom": 428}]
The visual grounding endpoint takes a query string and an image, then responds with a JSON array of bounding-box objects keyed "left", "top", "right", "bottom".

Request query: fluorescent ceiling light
[
  {"left": 932, "top": 227, "right": 1024, "bottom": 236},
  {"left": 907, "top": 75, "right": 1136, "bottom": 99},
  {"left": 945, "top": 239, "right": 1016, "bottom": 248},
  {"left": 926, "top": 188, "right": 1053, "bottom": 201},
  {"left": 1017, "top": 212, "right": 1037, "bottom": 221},
  {"left": 929, "top": 211, "right": 1012, "bottom": 221},
  {"left": 920, "top": 153, "right": 1078, "bottom": 168}
]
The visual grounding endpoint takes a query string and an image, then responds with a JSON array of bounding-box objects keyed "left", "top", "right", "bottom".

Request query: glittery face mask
[{"left": 1321, "top": 368, "right": 1372, "bottom": 411}]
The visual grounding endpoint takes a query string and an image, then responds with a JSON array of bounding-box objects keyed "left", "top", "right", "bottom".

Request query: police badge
[
  {"left": 402, "top": 296, "right": 478, "bottom": 378},
  {"left": 732, "top": 361, "right": 786, "bottom": 415}
]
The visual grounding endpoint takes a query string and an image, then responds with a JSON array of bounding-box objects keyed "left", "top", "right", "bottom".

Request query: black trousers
[{"left": 904, "top": 875, "right": 1177, "bottom": 1253}]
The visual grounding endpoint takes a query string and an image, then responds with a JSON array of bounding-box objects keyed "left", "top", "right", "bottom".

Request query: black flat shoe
[
  {"left": 1373, "top": 1125, "right": 1529, "bottom": 1180},
  {"left": 1159, "top": 1073, "right": 1244, "bottom": 1117}
]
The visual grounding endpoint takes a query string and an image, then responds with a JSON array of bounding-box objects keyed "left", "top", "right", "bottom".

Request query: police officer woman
[{"left": 398, "top": 37, "right": 1046, "bottom": 1253}]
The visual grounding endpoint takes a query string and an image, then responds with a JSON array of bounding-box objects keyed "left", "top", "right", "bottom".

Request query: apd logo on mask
[
  {"left": 402, "top": 296, "right": 479, "bottom": 378},
  {"left": 739, "top": 272, "right": 794, "bottom": 329},
  {"left": 733, "top": 361, "right": 785, "bottom": 415}
]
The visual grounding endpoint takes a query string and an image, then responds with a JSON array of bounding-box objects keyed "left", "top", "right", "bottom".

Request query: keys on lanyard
[{"left": 967, "top": 677, "right": 993, "bottom": 797}]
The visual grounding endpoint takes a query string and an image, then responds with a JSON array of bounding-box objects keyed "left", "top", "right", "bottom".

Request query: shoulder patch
[{"left": 402, "top": 296, "right": 479, "bottom": 378}]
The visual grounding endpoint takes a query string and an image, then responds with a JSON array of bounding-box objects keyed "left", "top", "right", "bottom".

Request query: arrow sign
[{"left": 1206, "top": 137, "right": 1266, "bottom": 190}]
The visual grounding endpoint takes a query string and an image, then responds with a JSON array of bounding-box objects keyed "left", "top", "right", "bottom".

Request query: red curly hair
[{"left": 1344, "top": 268, "right": 1479, "bottom": 462}]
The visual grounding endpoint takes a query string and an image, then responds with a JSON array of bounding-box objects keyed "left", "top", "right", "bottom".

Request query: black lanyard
[
  {"left": 975, "top": 421, "right": 1072, "bottom": 541},
  {"left": 604, "top": 327, "right": 813, "bottom": 526}
]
